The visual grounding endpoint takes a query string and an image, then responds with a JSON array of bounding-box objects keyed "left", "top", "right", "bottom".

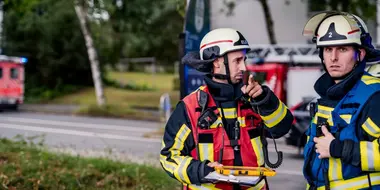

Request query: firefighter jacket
[
  {"left": 303, "top": 62, "right": 380, "bottom": 190},
  {"left": 160, "top": 76, "right": 293, "bottom": 190}
]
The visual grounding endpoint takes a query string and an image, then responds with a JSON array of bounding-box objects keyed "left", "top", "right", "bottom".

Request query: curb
[{"left": 18, "top": 104, "right": 162, "bottom": 122}]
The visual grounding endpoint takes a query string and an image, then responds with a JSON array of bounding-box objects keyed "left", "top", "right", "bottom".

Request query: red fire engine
[
  {"left": 0, "top": 55, "right": 27, "bottom": 110},
  {"left": 245, "top": 44, "right": 323, "bottom": 152},
  {"left": 246, "top": 44, "right": 322, "bottom": 107}
]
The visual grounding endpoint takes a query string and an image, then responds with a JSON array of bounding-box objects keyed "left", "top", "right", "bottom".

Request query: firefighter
[
  {"left": 301, "top": 11, "right": 380, "bottom": 189},
  {"left": 160, "top": 28, "right": 293, "bottom": 190}
]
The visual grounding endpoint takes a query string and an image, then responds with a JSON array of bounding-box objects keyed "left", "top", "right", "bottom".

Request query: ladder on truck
[
  {"left": 246, "top": 44, "right": 321, "bottom": 65},
  {"left": 246, "top": 44, "right": 380, "bottom": 65}
]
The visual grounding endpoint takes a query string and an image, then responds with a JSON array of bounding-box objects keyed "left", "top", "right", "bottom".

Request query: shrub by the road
[{"left": 0, "top": 138, "right": 180, "bottom": 190}]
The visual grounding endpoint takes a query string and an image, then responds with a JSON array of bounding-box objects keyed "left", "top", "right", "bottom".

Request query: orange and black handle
[{"left": 214, "top": 166, "right": 277, "bottom": 177}]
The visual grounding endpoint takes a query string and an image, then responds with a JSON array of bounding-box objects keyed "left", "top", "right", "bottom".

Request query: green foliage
[
  {"left": 174, "top": 0, "right": 187, "bottom": 18},
  {"left": 3, "top": 0, "right": 96, "bottom": 95},
  {"left": 107, "top": 0, "right": 184, "bottom": 66},
  {"left": 308, "top": 0, "right": 376, "bottom": 21},
  {"left": 24, "top": 84, "right": 84, "bottom": 103},
  {"left": 0, "top": 137, "right": 180, "bottom": 190},
  {"left": 2, "top": 0, "right": 183, "bottom": 101}
]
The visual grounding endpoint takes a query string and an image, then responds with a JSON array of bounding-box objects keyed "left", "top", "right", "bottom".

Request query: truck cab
[{"left": 0, "top": 55, "right": 27, "bottom": 110}]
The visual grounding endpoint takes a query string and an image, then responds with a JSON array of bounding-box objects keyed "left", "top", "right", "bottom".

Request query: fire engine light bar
[
  {"left": 21, "top": 57, "right": 28, "bottom": 63},
  {"left": 0, "top": 55, "right": 28, "bottom": 64}
]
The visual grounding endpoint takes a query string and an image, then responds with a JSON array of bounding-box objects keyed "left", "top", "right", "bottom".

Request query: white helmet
[
  {"left": 199, "top": 28, "right": 250, "bottom": 61},
  {"left": 182, "top": 28, "right": 250, "bottom": 83},
  {"left": 366, "top": 64, "right": 380, "bottom": 77},
  {"left": 303, "top": 12, "right": 364, "bottom": 47},
  {"left": 302, "top": 11, "right": 380, "bottom": 62}
]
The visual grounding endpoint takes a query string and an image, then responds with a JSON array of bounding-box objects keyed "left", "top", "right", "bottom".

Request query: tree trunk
[
  {"left": 258, "top": 0, "right": 277, "bottom": 44},
  {"left": 74, "top": 1, "right": 106, "bottom": 106}
]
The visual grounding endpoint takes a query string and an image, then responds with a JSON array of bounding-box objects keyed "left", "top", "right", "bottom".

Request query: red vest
[{"left": 182, "top": 86, "right": 267, "bottom": 190}]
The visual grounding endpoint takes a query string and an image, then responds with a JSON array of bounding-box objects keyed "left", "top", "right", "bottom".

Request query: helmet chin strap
[
  {"left": 212, "top": 73, "right": 230, "bottom": 80},
  {"left": 212, "top": 54, "right": 233, "bottom": 84}
]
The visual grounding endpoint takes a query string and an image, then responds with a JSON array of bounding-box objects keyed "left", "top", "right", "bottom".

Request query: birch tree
[{"left": 74, "top": 0, "right": 106, "bottom": 106}]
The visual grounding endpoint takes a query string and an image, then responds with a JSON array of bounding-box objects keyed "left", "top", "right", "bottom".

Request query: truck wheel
[{"left": 10, "top": 104, "right": 19, "bottom": 111}]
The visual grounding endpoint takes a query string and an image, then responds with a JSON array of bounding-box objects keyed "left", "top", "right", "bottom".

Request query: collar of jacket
[
  {"left": 204, "top": 75, "right": 244, "bottom": 102},
  {"left": 314, "top": 61, "right": 365, "bottom": 100}
]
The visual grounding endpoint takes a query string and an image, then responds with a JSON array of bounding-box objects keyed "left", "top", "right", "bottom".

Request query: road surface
[{"left": 0, "top": 112, "right": 307, "bottom": 189}]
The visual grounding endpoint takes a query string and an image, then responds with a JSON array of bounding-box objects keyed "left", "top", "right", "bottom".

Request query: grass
[
  {"left": 51, "top": 87, "right": 179, "bottom": 110},
  {"left": 50, "top": 72, "right": 180, "bottom": 110},
  {"left": 40, "top": 71, "right": 181, "bottom": 120},
  {"left": 0, "top": 137, "right": 181, "bottom": 190},
  {"left": 107, "top": 71, "right": 175, "bottom": 91},
  {"left": 73, "top": 104, "right": 160, "bottom": 121}
]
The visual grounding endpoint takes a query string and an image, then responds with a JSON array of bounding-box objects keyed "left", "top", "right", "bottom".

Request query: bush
[{"left": 24, "top": 85, "right": 84, "bottom": 103}]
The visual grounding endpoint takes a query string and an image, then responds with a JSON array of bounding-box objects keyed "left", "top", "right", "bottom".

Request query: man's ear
[
  {"left": 359, "top": 48, "right": 367, "bottom": 61},
  {"left": 213, "top": 57, "right": 223, "bottom": 68}
]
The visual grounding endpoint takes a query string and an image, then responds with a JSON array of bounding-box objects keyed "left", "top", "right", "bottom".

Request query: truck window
[
  {"left": 253, "top": 72, "right": 267, "bottom": 84},
  {"left": 0, "top": 68, "right": 2, "bottom": 79},
  {"left": 10, "top": 68, "right": 18, "bottom": 79}
]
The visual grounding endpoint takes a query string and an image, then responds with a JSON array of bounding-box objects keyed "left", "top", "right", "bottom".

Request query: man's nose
[
  {"left": 240, "top": 64, "right": 247, "bottom": 71},
  {"left": 330, "top": 49, "right": 338, "bottom": 62}
]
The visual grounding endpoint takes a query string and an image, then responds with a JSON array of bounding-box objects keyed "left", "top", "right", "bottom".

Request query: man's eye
[{"left": 339, "top": 48, "right": 347, "bottom": 52}]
